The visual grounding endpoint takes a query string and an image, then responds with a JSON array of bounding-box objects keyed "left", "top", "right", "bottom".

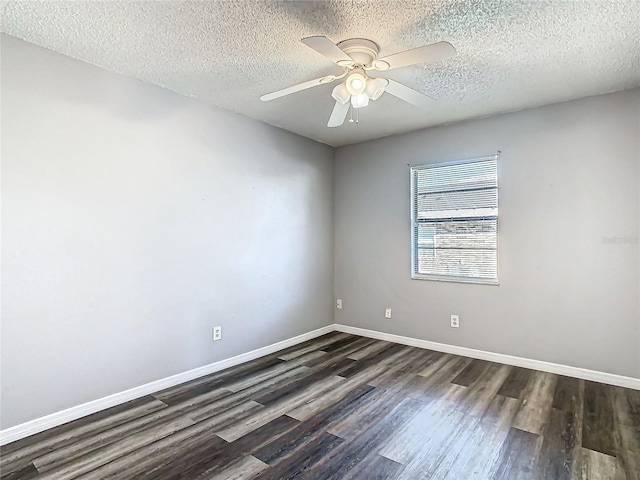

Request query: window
[{"left": 411, "top": 156, "right": 498, "bottom": 284}]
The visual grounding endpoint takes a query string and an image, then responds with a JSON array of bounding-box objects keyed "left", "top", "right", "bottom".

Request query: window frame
[{"left": 410, "top": 155, "right": 499, "bottom": 285}]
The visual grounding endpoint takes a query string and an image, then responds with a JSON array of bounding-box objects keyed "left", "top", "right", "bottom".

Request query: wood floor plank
[
  {"left": 152, "top": 357, "right": 286, "bottom": 405},
  {"left": 417, "top": 352, "right": 453, "bottom": 377},
  {"left": 396, "top": 383, "right": 519, "bottom": 478},
  {"left": 0, "top": 395, "right": 162, "bottom": 456},
  {"left": 623, "top": 387, "right": 640, "bottom": 431},
  {"left": 616, "top": 426, "right": 640, "bottom": 480},
  {"left": 339, "top": 454, "right": 403, "bottom": 480},
  {"left": 301, "top": 350, "right": 357, "bottom": 369},
  {"left": 395, "top": 409, "right": 480, "bottom": 479},
  {"left": 406, "top": 355, "right": 472, "bottom": 403},
  {"left": 285, "top": 380, "right": 379, "bottom": 428},
  {"left": 169, "top": 363, "right": 314, "bottom": 425},
  {"left": 224, "top": 351, "right": 324, "bottom": 393},
  {"left": 276, "top": 333, "right": 350, "bottom": 361},
  {"left": 611, "top": 386, "right": 640, "bottom": 479},
  {"left": 31, "top": 403, "right": 197, "bottom": 472},
  {"left": 439, "top": 394, "right": 520, "bottom": 479},
  {"left": 252, "top": 367, "right": 344, "bottom": 407},
  {"left": 553, "top": 376, "right": 584, "bottom": 412},
  {"left": 613, "top": 386, "right": 640, "bottom": 430},
  {"left": 252, "top": 385, "right": 374, "bottom": 465},
  {"left": 378, "top": 382, "right": 468, "bottom": 464},
  {"left": 253, "top": 432, "right": 344, "bottom": 480},
  {"left": 202, "top": 455, "right": 268, "bottom": 480},
  {"left": 296, "top": 397, "right": 425, "bottom": 480},
  {"left": 497, "top": 366, "right": 533, "bottom": 399},
  {"left": 535, "top": 408, "right": 583, "bottom": 480},
  {"left": 451, "top": 358, "right": 492, "bottom": 387},
  {"left": 287, "top": 346, "right": 416, "bottom": 422},
  {"left": 231, "top": 366, "right": 314, "bottom": 407},
  {"left": 0, "top": 396, "right": 168, "bottom": 474},
  {"left": 579, "top": 448, "right": 626, "bottom": 480},
  {"left": 320, "top": 335, "right": 362, "bottom": 353},
  {"left": 324, "top": 357, "right": 358, "bottom": 377},
  {"left": 0, "top": 462, "right": 39, "bottom": 480},
  {"left": 490, "top": 427, "right": 543, "bottom": 479},
  {"left": 457, "top": 362, "right": 512, "bottom": 418},
  {"left": 139, "top": 436, "right": 240, "bottom": 480},
  {"left": 216, "top": 374, "right": 346, "bottom": 442},
  {"left": 323, "top": 386, "right": 403, "bottom": 441},
  {"left": 366, "top": 348, "right": 434, "bottom": 389},
  {"left": 582, "top": 380, "right": 617, "bottom": 456},
  {"left": 273, "top": 332, "right": 344, "bottom": 358},
  {"left": 36, "top": 416, "right": 195, "bottom": 479},
  {"left": 512, "top": 371, "right": 558, "bottom": 435},
  {"left": 31, "top": 382, "right": 255, "bottom": 473},
  {"left": 75, "top": 401, "right": 262, "bottom": 480},
  {"left": 230, "top": 415, "right": 301, "bottom": 456},
  {"left": 346, "top": 339, "right": 393, "bottom": 360},
  {"left": 156, "top": 349, "right": 323, "bottom": 405},
  {"left": 337, "top": 343, "right": 407, "bottom": 378},
  {"left": 253, "top": 340, "right": 386, "bottom": 407}
]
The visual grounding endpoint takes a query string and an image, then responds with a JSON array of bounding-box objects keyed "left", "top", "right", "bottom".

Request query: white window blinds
[{"left": 411, "top": 156, "right": 499, "bottom": 284}]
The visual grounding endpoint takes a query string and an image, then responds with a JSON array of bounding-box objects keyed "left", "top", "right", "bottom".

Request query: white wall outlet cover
[
  {"left": 385, "top": 308, "right": 392, "bottom": 319},
  {"left": 336, "top": 299, "right": 343, "bottom": 309},
  {"left": 213, "top": 326, "right": 222, "bottom": 341},
  {"left": 450, "top": 315, "right": 459, "bottom": 328}
]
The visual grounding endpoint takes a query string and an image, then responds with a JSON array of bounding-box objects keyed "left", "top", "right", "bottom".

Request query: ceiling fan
[{"left": 260, "top": 36, "right": 456, "bottom": 127}]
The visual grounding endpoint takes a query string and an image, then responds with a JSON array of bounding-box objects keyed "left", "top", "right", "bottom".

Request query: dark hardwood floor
[{"left": 1, "top": 332, "right": 639, "bottom": 479}]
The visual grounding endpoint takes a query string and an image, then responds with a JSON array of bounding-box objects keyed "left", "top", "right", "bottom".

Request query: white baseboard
[
  {"left": 0, "top": 325, "right": 334, "bottom": 446},
  {"left": 3, "top": 322, "right": 638, "bottom": 446},
  {"left": 335, "top": 324, "right": 640, "bottom": 390}
]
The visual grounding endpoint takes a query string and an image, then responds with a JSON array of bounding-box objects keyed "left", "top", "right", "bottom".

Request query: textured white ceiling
[{"left": 2, "top": 1, "right": 639, "bottom": 147}]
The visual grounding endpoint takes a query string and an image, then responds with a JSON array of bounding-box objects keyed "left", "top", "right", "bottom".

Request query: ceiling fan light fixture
[
  {"left": 365, "top": 77, "right": 389, "bottom": 101},
  {"left": 331, "top": 83, "right": 350, "bottom": 105},
  {"left": 345, "top": 70, "right": 367, "bottom": 95},
  {"left": 262, "top": 36, "right": 455, "bottom": 128},
  {"left": 350, "top": 93, "right": 369, "bottom": 109}
]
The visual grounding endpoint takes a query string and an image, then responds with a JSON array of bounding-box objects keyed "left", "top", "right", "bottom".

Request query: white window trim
[{"left": 410, "top": 155, "right": 499, "bottom": 285}]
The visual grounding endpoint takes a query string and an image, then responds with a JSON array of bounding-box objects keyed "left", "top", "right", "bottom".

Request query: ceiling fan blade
[
  {"left": 327, "top": 100, "right": 350, "bottom": 127},
  {"left": 260, "top": 75, "right": 336, "bottom": 101},
  {"left": 375, "top": 41, "right": 456, "bottom": 70},
  {"left": 302, "top": 36, "right": 354, "bottom": 65},
  {"left": 384, "top": 79, "right": 435, "bottom": 109}
]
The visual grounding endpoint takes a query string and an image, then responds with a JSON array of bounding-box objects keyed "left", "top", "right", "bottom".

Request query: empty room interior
[{"left": 1, "top": 1, "right": 639, "bottom": 479}]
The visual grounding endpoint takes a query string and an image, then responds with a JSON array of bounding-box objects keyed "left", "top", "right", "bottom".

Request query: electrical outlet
[
  {"left": 213, "top": 326, "right": 222, "bottom": 341},
  {"left": 336, "top": 299, "right": 343, "bottom": 309},
  {"left": 385, "top": 308, "right": 392, "bottom": 319},
  {"left": 450, "top": 315, "right": 459, "bottom": 328}
]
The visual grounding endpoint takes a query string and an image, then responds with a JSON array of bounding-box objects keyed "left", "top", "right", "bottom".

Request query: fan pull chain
[{"left": 347, "top": 103, "right": 360, "bottom": 125}]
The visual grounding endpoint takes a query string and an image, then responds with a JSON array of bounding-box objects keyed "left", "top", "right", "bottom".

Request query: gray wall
[
  {"left": 1, "top": 35, "right": 334, "bottom": 429},
  {"left": 334, "top": 89, "right": 640, "bottom": 378}
]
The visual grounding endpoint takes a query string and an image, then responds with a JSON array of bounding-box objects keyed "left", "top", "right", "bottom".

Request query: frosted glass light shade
[
  {"left": 331, "top": 83, "right": 350, "bottom": 104},
  {"left": 351, "top": 93, "right": 369, "bottom": 108},
  {"left": 346, "top": 71, "right": 367, "bottom": 95},
  {"left": 365, "top": 77, "right": 389, "bottom": 100}
]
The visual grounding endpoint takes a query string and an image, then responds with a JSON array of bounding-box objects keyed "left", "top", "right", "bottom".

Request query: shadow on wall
[{"left": 4, "top": 37, "right": 186, "bottom": 123}]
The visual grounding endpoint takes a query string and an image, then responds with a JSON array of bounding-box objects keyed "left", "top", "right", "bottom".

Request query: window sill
[{"left": 411, "top": 274, "right": 499, "bottom": 285}]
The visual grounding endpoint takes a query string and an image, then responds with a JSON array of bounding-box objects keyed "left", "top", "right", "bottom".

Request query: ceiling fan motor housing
[{"left": 337, "top": 38, "right": 379, "bottom": 67}]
